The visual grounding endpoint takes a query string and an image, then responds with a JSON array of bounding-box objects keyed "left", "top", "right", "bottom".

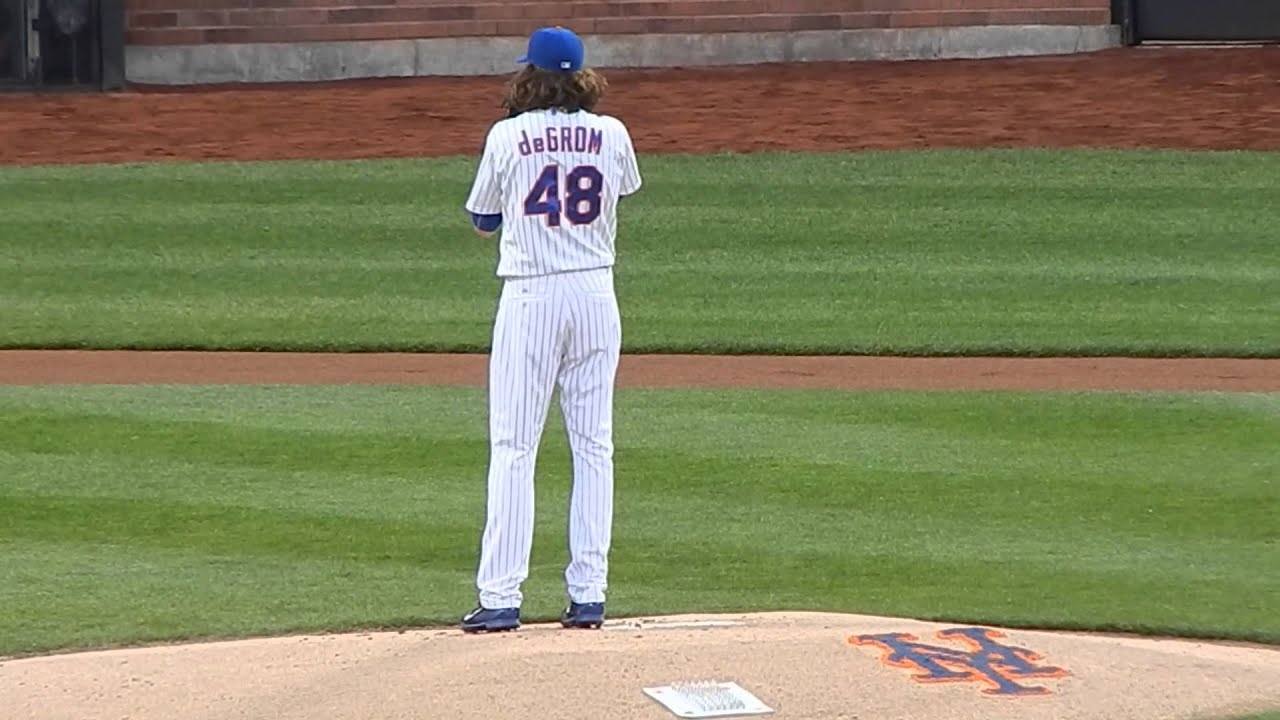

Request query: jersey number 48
[{"left": 523, "top": 164, "right": 604, "bottom": 227}]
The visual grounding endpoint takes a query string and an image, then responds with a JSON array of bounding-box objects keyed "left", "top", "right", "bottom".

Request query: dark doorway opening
[
  {"left": 1132, "top": 0, "right": 1280, "bottom": 43},
  {"left": 0, "top": 0, "right": 123, "bottom": 90},
  {"left": 35, "top": 0, "right": 98, "bottom": 85},
  {"left": 1, "top": 0, "right": 27, "bottom": 84}
]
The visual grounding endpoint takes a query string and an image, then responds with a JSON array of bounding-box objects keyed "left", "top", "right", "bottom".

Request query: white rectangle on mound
[
  {"left": 604, "top": 619, "right": 741, "bottom": 632},
  {"left": 643, "top": 680, "right": 774, "bottom": 718}
]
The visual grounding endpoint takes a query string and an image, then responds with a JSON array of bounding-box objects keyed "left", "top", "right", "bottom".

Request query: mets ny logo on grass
[{"left": 850, "top": 627, "right": 1070, "bottom": 697}]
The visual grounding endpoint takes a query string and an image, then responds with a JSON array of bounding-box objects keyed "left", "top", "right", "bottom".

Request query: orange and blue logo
[{"left": 849, "top": 627, "right": 1070, "bottom": 697}]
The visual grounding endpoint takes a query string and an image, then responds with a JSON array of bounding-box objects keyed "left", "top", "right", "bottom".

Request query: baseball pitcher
[{"left": 460, "top": 26, "right": 642, "bottom": 633}]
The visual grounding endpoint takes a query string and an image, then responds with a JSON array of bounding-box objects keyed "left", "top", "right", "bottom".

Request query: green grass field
[
  {"left": 1, "top": 148, "right": 1277, "bottom": 660},
  {"left": 1, "top": 385, "right": 1276, "bottom": 656},
  {"left": 1, "top": 149, "right": 1277, "bottom": 356}
]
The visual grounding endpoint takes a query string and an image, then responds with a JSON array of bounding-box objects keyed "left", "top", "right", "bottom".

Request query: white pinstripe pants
[{"left": 476, "top": 267, "right": 621, "bottom": 609}]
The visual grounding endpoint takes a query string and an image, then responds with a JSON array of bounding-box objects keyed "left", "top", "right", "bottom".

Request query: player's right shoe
[
  {"left": 460, "top": 606, "right": 520, "bottom": 633},
  {"left": 560, "top": 602, "right": 605, "bottom": 629}
]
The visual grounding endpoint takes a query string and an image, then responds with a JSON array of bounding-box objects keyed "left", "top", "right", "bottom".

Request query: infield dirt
[
  {"left": 3, "top": 613, "right": 1279, "bottom": 720},
  {"left": 1, "top": 350, "right": 1279, "bottom": 391},
  {"left": 1, "top": 46, "right": 1278, "bottom": 720}
]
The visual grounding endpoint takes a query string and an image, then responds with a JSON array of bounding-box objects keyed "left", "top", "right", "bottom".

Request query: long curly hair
[{"left": 502, "top": 66, "right": 609, "bottom": 115}]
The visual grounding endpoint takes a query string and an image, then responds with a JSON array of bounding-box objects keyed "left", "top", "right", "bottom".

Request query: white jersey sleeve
[
  {"left": 618, "top": 124, "right": 642, "bottom": 197},
  {"left": 465, "top": 125, "right": 504, "bottom": 216}
]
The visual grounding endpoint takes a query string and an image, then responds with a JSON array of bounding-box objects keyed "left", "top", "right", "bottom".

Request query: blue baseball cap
[{"left": 517, "top": 26, "right": 585, "bottom": 73}]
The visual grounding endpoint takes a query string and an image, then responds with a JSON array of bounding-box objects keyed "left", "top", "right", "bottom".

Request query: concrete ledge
[{"left": 125, "top": 25, "right": 1123, "bottom": 85}]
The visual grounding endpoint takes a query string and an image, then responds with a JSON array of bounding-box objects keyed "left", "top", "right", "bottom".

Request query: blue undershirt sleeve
[{"left": 471, "top": 212, "right": 503, "bottom": 233}]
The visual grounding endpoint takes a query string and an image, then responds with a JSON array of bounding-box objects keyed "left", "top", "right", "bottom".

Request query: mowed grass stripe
[
  {"left": 1, "top": 149, "right": 1277, "bottom": 356},
  {"left": 0, "top": 385, "right": 1276, "bottom": 655}
]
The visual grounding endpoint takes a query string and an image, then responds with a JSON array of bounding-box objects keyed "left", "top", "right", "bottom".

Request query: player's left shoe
[
  {"left": 460, "top": 606, "right": 520, "bottom": 633},
  {"left": 560, "top": 602, "right": 605, "bottom": 629}
]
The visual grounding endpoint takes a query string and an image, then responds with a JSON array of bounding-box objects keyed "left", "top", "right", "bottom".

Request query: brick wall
[{"left": 126, "top": 0, "right": 1113, "bottom": 47}]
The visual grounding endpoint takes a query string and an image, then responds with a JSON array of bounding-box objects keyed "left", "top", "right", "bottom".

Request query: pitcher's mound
[{"left": 3, "top": 612, "right": 1278, "bottom": 720}]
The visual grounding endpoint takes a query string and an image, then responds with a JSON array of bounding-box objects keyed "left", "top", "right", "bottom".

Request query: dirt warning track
[{"left": 1, "top": 47, "right": 1278, "bottom": 166}]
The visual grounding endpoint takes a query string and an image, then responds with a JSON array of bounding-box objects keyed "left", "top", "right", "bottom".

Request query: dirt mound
[{"left": 3, "top": 612, "right": 1277, "bottom": 720}]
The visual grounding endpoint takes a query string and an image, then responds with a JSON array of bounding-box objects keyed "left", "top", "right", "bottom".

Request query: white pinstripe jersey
[{"left": 465, "top": 108, "right": 642, "bottom": 279}]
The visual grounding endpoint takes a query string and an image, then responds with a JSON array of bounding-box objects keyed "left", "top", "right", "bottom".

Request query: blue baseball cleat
[
  {"left": 460, "top": 606, "right": 520, "bottom": 633},
  {"left": 560, "top": 602, "right": 605, "bottom": 629}
]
